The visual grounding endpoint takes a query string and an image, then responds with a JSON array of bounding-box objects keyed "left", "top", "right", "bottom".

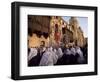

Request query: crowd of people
[{"left": 28, "top": 42, "right": 88, "bottom": 66}]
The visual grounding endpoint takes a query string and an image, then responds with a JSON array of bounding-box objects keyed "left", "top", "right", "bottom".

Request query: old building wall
[
  {"left": 28, "top": 15, "right": 50, "bottom": 48},
  {"left": 28, "top": 34, "right": 49, "bottom": 48},
  {"left": 28, "top": 16, "right": 85, "bottom": 48},
  {"left": 69, "top": 17, "right": 85, "bottom": 47}
]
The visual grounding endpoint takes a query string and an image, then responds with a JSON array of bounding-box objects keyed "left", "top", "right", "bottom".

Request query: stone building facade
[
  {"left": 69, "top": 17, "right": 85, "bottom": 47},
  {"left": 28, "top": 16, "right": 85, "bottom": 48},
  {"left": 49, "top": 16, "right": 85, "bottom": 47},
  {"left": 28, "top": 15, "right": 50, "bottom": 47}
]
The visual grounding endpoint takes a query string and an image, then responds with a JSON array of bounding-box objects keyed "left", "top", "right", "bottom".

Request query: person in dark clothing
[
  {"left": 28, "top": 54, "right": 39, "bottom": 66},
  {"left": 74, "top": 53, "right": 80, "bottom": 64},
  {"left": 69, "top": 54, "right": 75, "bottom": 64},
  {"left": 28, "top": 47, "right": 46, "bottom": 66}
]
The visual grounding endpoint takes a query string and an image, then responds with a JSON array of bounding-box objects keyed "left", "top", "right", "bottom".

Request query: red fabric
[{"left": 55, "top": 32, "right": 60, "bottom": 43}]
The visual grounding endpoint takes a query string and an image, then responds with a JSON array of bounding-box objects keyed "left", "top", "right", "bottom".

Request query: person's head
[
  {"left": 49, "top": 46, "right": 53, "bottom": 51},
  {"left": 40, "top": 41, "right": 45, "bottom": 47},
  {"left": 68, "top": 43, "right": 71, "bottom": 48},
  {"left": 65, "top": 44, "right": 69, "bottom": 48}
]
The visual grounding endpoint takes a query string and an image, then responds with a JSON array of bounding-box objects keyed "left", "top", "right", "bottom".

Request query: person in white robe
[
  {"left": 56, "top": 47, "right": 63, "bottom": 59},
  {"left": 39, "top": 47, "right": 59, "bottom": 66},
  {"left": 49, "top": 47, "right": 58, "bottom": 64},
  {"left": 39, "top": 48, "right": 53, "bottom": 66},
  {"left": 28, "top": 47, "right": 38, "bottom": 61},
  {"left": 76, "top": 47, "right": 85, "bottom": 63},
  {"left": 70, "top": 47, "right": 76, "bottom": 56},
  {"left": 65, "top": 48, "right": 71, "bottom": 55}
]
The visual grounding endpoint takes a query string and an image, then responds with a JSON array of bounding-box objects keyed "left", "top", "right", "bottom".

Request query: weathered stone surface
[{"left": 28, "top": 16, "right": 85, "bottom": 48}]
